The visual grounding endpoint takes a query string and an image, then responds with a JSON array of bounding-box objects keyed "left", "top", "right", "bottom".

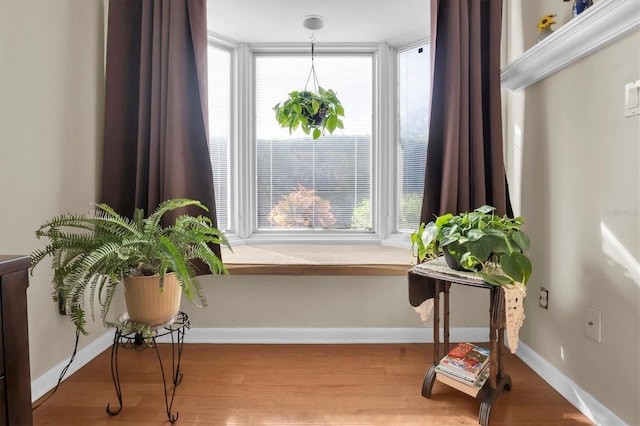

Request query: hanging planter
[{"left": 273, "top": 43, "right": 345, "bottom": 140}]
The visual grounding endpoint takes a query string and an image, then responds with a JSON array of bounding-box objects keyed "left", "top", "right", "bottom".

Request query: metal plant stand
[{"left": 106, "top": 311, "right": 190, "bottom": 423}]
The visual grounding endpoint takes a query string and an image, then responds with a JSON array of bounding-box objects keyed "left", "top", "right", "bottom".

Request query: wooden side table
[{"left": 411, "top": 258, "right": 511, "bottom": 426}]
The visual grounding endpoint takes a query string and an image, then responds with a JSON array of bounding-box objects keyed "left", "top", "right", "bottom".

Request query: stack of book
[{"left": 435, "top": 342, "right": 491, "bottom": 397}]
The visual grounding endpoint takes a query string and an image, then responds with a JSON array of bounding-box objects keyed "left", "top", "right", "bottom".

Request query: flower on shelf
[
  {"left": 538, "top": 15, "right": 556, "bottom": 32},
  {"left": 536, "top": 13, "right": 557, "bottom": 43},
  {"left": 537, "top": 14, "right": 556, "bottom": 32}
]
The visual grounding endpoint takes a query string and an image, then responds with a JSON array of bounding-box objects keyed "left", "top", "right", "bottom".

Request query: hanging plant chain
[{"left": 304, "top": 42, "right": 320, "bottom": 93}]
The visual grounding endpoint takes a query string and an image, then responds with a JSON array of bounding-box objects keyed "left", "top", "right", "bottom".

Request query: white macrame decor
[
  {"left": 503, "top": 282, "right": 527, "bottom": 353},
  {"left": 413, "top": 298, "right": 434, "bottom": 322}
]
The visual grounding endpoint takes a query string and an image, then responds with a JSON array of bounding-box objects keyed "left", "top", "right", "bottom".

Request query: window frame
[
  {"left": 206, "top": 37, "right": 235, "bottom": 232},
  {"left": 208, "top": 34, "right": 429, "bottom": 247},
  {"left": 253, "top": 50, "right": 375, "bottom": 235},
  {"left": 395, "top": 40, "right": 431, "bottom": 234}
]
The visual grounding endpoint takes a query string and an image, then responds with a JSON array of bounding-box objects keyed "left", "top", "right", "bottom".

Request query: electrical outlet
[
  {"left": 584, "top": 306, "right": 602, "bottom": 343},
  {"left": 625, "top": 80, "right": 640, "bottom": 117},
  {"left": 539, "top": 287, "right": 549, "bottom": 309}
]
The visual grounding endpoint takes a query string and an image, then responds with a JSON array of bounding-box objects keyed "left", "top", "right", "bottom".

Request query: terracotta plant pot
[{"left": 123, "top": 273, "right": 182, "bottom": 326}]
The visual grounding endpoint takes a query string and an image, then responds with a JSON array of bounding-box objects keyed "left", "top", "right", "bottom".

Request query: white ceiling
[{"left": 206, "top": 0, "right": 429, "bottom": 46}]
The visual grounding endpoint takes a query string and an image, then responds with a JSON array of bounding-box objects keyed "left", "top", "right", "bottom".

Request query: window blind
[{"left": 255, "top": 55, "right": 373, "bottom": 231}]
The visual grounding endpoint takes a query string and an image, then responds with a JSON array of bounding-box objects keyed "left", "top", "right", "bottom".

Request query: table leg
[
  {"left": 106, "top": 331, "right": 123, "bottom": 416},
  {"left": 488, "top": 287, "right": 498, "bottom": 390},
  {"left": 478, "top": 372, "right": 512, "bottom": 426},
  {"left": 497, "top": 287, "right": 505, "bottom": 379},
  {"left": 443, "top": 282, "right": 450, "bottom": 355},
  {"left": 433, "top": 280, "right": 440, "bottom": 362},
  {"left": 421, "top": 280, "right": 440, "bottom": 398},
  {"left": 478, "top": 286, "right": 512, "bottom": 426},
  {"left": 170, "top": 321, "right": 187, "bottom": 386},
  {"left": 152, "top": 333, "right": 185, "bottom": 424}
]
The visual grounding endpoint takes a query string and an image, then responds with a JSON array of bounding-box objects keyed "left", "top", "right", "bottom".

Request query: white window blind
[
  {"left": 207, "top": 43, "right": 231, "bottom": 231},
  {"left": 397, "top": 44, "right": 429, "bottom": 232},
  {"left": 255, "top": 55, "right": 373, "bottom": 231}
]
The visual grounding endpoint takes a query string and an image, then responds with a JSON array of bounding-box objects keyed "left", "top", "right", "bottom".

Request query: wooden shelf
[{"left": 501, "top": 0, "right": 640, "bottom": 91}]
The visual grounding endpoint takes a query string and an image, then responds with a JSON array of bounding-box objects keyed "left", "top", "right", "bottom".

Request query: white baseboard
[
  {"left": 158, "top": 326, "right": 490, "bottom": 344},
  {"left": 31, "top": 331, "right": 112, "bottom": 402},
  {"left": 516, "top": 341, "right": 627, "bottom": 426}
]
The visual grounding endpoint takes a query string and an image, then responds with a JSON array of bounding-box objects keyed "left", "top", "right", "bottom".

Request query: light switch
[{"left": 624, "top": 80, "right": 640, "bottom": 117}]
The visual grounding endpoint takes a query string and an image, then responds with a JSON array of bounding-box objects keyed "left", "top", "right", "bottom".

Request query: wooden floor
[{"left": 33, "top": 343, "right": 593, "bottom": 426}]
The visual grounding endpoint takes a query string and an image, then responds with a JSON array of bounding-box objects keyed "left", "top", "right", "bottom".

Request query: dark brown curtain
[
  {"left": 421, "top": 0, "right": 511, "bottom": 223},
  {"left": 409, "top": 0, "right": 510, "bottom": 306},
  {"left": 101, "top": 0, "right": 220, "bottom": 258}
]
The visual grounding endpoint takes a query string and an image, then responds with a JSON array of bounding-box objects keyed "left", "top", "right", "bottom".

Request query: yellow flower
[{"left": 537, "top": 14, "right": 556, "bottom": 32}]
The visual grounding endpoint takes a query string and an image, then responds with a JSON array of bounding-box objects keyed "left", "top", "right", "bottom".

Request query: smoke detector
[{"left": 302, "top": 15, "right": 325, "bottom": 31}]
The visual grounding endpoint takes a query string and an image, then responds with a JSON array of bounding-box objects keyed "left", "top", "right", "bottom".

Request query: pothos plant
[
  {"left": 273, "top": 87, "right": 345, "bottom": 140},
  {"left": 410, "top": 205, "right": 532, "bottom": 287}
]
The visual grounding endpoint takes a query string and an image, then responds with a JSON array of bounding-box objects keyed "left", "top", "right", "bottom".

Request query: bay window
[{"left": 207, "top": 38, "right": 429, "bottom": 243}]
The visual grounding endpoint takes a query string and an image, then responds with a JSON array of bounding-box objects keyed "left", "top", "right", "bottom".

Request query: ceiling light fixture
[{"left": 302, "top": 15, "right": 325, "bottom": 31}]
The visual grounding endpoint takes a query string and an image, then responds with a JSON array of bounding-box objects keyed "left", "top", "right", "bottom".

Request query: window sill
[{"left": 221, "top": 244, "right": 411, "bottom": 276}]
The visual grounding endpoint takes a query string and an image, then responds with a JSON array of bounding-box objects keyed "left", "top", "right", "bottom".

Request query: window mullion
[
  {"left": 374, "top": 42, "right": 398, "bottom": 239},
  {"left": 234, "top": 43, "right": 254, "bottom": 239}
]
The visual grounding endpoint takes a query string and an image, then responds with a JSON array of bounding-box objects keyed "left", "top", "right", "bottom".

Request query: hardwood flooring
[{"left": 33, "top": 343, "right": 594, "bottom": 426}]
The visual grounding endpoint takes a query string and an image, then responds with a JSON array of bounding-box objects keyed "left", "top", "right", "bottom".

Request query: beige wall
[
  {"left": 504, "top": 1, "right": 640, "bottom": 424},
  {"left": 0, "top": 0, "right": 491, "bottom": 385},
  {"left": 0, "top": 0, "right": 106, "bottom": 379},
  {"left": 183, "top": 274, "right": 489, "bottom": 329},
  {"left": 4, "top": 2, "right": 636, "bottom": 423}
]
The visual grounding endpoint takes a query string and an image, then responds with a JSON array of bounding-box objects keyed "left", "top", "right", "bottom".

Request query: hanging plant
[
  {"left": 273, "top": 43, "right": 345, "bottom": 140},
  {"left": 273, "top": 87, "right": 344, "bottom": 140}
]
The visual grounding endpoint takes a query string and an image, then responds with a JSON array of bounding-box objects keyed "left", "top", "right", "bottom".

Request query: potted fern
[
  {"left": 273, "top": 87, "right": 344, "bottom": 140},
  {"left": 30, "top": 198, "right": 230, "bottom": 335}
]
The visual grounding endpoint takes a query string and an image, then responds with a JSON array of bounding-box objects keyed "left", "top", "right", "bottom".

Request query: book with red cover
[{"left": 436, "top": 343, "right": 490, "bottom": 382}]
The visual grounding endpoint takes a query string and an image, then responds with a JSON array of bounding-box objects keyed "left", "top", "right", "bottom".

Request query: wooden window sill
[{"left": 221, "top": 244, "right": 411, "bottom": 276}]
